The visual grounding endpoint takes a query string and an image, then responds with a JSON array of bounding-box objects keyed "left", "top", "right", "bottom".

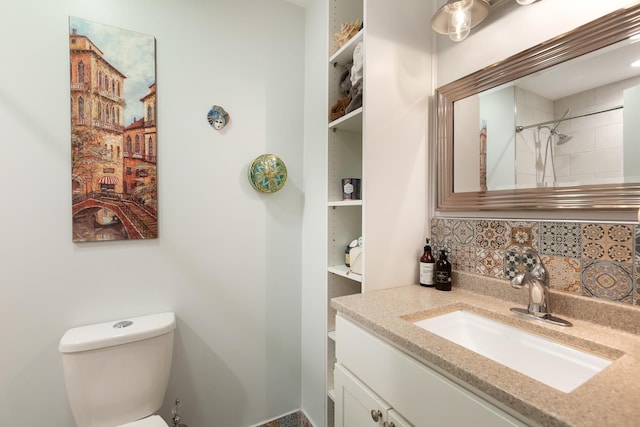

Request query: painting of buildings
[{"left": 69, "top": 17, "right": 157, "bottom": 242}]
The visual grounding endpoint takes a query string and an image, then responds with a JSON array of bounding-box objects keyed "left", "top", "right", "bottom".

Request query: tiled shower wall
[{"left": 430, "top": 218, "right": 640, "bottom": 305}]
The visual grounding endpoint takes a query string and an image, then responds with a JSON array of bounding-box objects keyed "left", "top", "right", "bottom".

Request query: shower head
[
  {"left": 552, "top": 130, "right": 572, "bottom": 145},
  {"left": 555, "top": 133, "right": 572, "bottom": 145}
]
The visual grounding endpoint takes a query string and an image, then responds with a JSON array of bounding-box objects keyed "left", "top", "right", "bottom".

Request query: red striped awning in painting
[{"left": 98, "top": 176, "right": 119, "bottom": 184}]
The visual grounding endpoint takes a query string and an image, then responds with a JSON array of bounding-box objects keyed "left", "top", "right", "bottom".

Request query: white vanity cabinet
[{"left": 335, "top": 315, "right": 529, "bottom": 427}]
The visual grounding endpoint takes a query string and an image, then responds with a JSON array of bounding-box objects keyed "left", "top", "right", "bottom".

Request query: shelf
[
  {"left": 327, "top": 4, "right": 364, "bottom": 426},
  {"left": 328, "top": 264, "right": 362, "bottom": 282},
  {"left": 328, "top": 199, "right": 362, "bottom": 207},
  {"left": 329, "top": 29, "right": 364, "bottom": 66},
  {"left": 329, "top": 107, "right": 363, "bottom": 132}
]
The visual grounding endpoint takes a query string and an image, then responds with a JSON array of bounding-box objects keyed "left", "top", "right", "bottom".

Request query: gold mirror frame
[{"left": 436, "top": 4, "right": 640, "bottom": 212}]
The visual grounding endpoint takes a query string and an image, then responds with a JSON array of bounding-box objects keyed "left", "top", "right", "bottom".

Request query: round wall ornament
[{"left": 248, "top": 154, "right": 288, "bottom": 193}]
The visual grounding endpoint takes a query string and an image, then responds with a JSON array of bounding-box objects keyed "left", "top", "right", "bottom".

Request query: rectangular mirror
[{"left": 436, "top": 4, "right": 640, "bottom": 211}]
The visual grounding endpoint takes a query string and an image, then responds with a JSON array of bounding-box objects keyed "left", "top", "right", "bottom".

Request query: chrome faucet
[{"left": 510, "top": 249, "right": 572, "bottom": 327}]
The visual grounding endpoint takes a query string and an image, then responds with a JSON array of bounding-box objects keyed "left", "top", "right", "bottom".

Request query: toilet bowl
[{"left": 59, "top": 312, "right": 176, "bottom": 427}]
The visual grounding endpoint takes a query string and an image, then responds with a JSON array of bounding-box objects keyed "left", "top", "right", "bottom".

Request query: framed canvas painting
[{"left": 69, "top": 17, "right": 157, "bottom": 242}]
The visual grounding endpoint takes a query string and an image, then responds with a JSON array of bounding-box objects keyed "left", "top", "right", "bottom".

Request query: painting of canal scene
[{"left": 69, "top": 17, "right": 157, "bottom": 242}]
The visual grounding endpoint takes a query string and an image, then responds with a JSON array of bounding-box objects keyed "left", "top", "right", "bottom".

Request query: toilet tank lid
[{"left": 59, "top": 312, "right": 176, "bottom": 353}]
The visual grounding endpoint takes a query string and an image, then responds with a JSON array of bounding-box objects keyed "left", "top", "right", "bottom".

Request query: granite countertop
[{"left": 330, "top": 271, "right": 640, "bottom": 427}]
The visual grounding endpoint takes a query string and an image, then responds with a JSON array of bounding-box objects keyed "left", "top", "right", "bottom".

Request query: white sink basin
[{"left": 413, "top": 310, "right": 613, "bottom": 393}]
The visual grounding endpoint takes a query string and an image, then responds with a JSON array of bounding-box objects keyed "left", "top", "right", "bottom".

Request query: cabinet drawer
[{"left": 335, "top": 315, "right": 527, "bottom": 427}]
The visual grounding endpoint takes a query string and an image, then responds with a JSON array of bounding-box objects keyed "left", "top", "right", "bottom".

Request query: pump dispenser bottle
[
  {"left": 419, "top": 238, "right": 435, "bottom": 287},
  {"left": 435, "top": 249, "right": 452, "bottom": 291}
]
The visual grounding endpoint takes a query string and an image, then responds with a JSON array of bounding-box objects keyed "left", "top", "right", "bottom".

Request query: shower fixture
[
  {"left": 516, "top": 105, "right": 622, "bottom": 134},
  {"left": 547, "top": 109, "right": 572, "bottom": 145},
  {"left": 554, "top": 131, "right": 573, "bottom": 145},
  {"left": 532, "top": 109, "right": 571, "bottom": 185}
]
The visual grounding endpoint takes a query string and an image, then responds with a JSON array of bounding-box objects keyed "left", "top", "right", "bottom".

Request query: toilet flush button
[{"left": 113, "top": 320, "right": 134, "bottom": 328}]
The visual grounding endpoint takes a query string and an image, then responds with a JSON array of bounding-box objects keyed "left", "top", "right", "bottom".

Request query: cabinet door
[
  {"left": 386, "top": 410, "right": 412, "bottom": 427},
  {"left": 334, "top": 363, "right": 391, "bottom": 427}
]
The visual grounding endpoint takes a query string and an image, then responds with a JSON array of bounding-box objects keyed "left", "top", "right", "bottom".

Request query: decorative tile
[
  {"left": 541, "top": 255, "right": 581, "bottom": 294},
  {"left": 475, "top": 220, "right": 508, "bottom": 249},
  {"left": 635, "top": 225, "right": 640, "bottom": 264},
  {"left": 452, "top": 244, "right": 475, "bottom": 272},
  {"left": 431, "top": 218, "right": 453, "bottom": 246},
  {"left": 539, "top": 222, "right": 581, "bottom": 258},
  {"left": 635, "top": 264, "right": 640, "bottom": 306},
  {"left": 636, "top": 226, "right": 639, "bottom": 305},
  {"left": 504, "top": 248, "right": 542, "bottom": 280},
  {"left": 476, "top": 248, "right": 504, "bottom": 278},
  {"left": 582, "top": 223, "right": 633, "bottom": 263},
  {"left": 299, "top": 412, "right": 313, "bottom": 427},
  {"left": 581, "top": 260, "right": 633, "bottom": 303},
  {"left": 504, "top": 249, "right": 524, "bottom": 280},
  {"left": 452, "top": 220, "right": 475, "bottom": 245},
  {"left": 507, "top": 221, "right": 538, "bottom": 250}
]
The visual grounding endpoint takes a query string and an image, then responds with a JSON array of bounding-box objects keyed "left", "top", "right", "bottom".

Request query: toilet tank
[{"left": 59, "top": 312, "right": 176, "bottom": 427}]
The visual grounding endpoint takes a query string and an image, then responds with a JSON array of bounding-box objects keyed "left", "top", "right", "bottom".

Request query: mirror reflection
[{"left": 453, "top": 35, "right": 640, "bottom": 193}]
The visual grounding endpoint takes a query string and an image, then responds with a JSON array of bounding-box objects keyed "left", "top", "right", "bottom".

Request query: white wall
[
  {"left": 553, "top": 80, "right": 632, "bottom": 185},
  {"left": 0, "top": 1, "right": 305, "bottom": 426},
  {"left": 624, "top": 84, "right": 640, "bottom": 181},
  {"left": 300, "top": 0, "right": 328, "bottom": 426}
]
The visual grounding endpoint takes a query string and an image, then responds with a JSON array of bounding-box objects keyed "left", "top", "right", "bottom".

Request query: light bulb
[{"left": 447, "top": 4, "right": 471, "bottom": 41}]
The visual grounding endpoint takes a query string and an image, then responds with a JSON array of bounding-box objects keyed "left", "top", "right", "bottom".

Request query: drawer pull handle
[
  {"left": 383, "top": 422, "right": 395, "bottom": 427},
  {"left": 370, "top": 409, "right": 382, "bottom": 422}
]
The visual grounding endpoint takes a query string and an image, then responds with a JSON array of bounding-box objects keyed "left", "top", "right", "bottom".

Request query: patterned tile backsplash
[{"left": 431, "top": 218, "right": 640, "bottom": 305}]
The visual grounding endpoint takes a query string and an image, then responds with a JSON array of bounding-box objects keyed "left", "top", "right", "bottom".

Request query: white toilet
[{"left": 59, "top": 312, "right": 176, "bottom": 427}]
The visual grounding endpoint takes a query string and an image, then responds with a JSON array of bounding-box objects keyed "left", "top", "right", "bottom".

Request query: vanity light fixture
[
  {"left": 431, "top": 0, "right": 490, "bottom": 42},
  {"left": 431, "top": 0, "right": 540, "bottom": 42}
]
